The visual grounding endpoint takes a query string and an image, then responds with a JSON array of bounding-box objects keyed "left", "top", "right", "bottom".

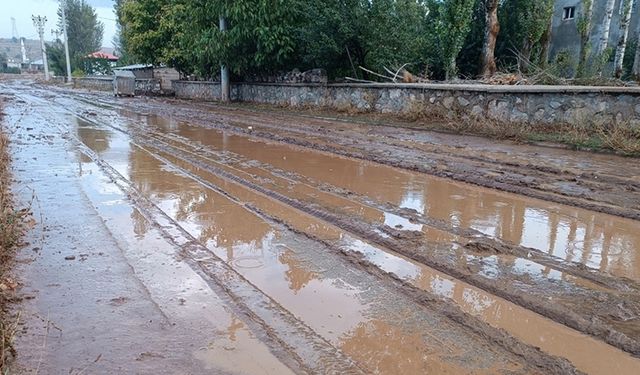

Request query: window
[{"left": 563, "top": 6, "right": 576, "bottom": 20}]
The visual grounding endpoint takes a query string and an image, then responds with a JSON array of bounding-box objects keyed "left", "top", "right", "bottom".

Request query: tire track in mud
[
  {"left": 109, "top": 96, "right": 640, "bottom": 221},
  {"left": 143, "top": 127, "right": 640, "bottom": 295},
  {"left": 65, "top": 103, "right": 640, "bottom": 359},
  {"left": 59, "top": 116, "right": 580, "bottom": 374},
  {"left": 130, "top": 143, "right": 582, "bottom": 375},
  {"left": 73, "top": 142, "right": 368, "bottom": 375},
  {"left": 48, "top": 86, "right": 640, "bottom": 220},
  {"left": 136, "top": 134, "right": 640, "bottom": 357},
  {"left": 18, "top": 84, "right": 640, "bottom": 370}
]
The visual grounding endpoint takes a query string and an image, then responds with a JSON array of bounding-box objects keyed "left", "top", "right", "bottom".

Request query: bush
[
  {"left": 0, "top": 67, "right": 21, "bottom": 74},
  {"left": 71, "top": 68, "right": 86, "bottom": 78}
]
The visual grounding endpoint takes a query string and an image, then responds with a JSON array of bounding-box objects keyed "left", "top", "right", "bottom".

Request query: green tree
[
  {"left": 575, "top": 0, "right": 593, "bottom": 78},
  {"left": 364, "top": 0, "right": 429, "bottom": 74},
  {"left": 53, "top": 0, "right": 104, "bottom": 72},
  {"left": 497, "top": 0, "right": 554, "bottom": 72},
  {"left": 46, "top": 40, "right": 67, "bottom": 76},
  {"left": 293, "top": 0, "right": 370, "bottom": 79},
  {"left": 435, "top": 0, "right": 476, "bottom": 79},
  {"left": 113, "top": 0, "right": 133, "bottom": 64}
]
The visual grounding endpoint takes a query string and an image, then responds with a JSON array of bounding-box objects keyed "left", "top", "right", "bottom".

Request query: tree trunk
[
  {"left": 479, "top": 0, "right": 500, "bottom": 77},
  {"left": 519, "top": 39, "right": 532, "bottom": 73},
  {"left": 633, "top": 27, "right": 640, "bottom": 79},
  {"left": 614, "top": 0, "right": 634, "bottom": 78},
  {"left": 598, "top": 0, "right": 616, "bottom": 54},
  {"left": 596, "top": 0, "right": 616, "bottom": 75},
  {"left": 219, "top": 15, "right": 230, "bottom": 102},
  {"left": 576, "top": 0, "right": 594, "bottom": 78},
  {"left": 538, "top": 17, "right": 553, "bottom": 68},
  {"left": 446, "top": 55, "right": 457, "bottom": 81}
]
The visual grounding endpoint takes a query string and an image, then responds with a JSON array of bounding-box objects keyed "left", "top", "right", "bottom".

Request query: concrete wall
[{"left": 173, "top": 81, "right": 640, "bottom": 125}]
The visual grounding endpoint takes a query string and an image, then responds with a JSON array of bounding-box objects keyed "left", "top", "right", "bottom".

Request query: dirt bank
[{"left": 0, "top": 95, "right": 31, "bottom": 373}]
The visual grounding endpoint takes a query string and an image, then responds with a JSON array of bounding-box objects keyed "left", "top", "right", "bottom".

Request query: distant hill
[
  {"left": 0, "top": 38, "right": 45, "bottom": 63},
  {"left": 0, "top": 38, "right": 116, "bottom": 63}
]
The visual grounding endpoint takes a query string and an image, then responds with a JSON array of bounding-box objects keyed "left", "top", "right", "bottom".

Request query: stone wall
[
  {"left": 74, "top": 77, "right": 173, "bottom": 96},
  {"left": 173, "top": 81, "right": 640, "bottom": 125},
  {"left": 73, "top": 77, "right": 112, "bottom": 91}
]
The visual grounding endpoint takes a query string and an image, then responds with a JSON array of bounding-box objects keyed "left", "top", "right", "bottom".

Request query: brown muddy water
[
  {"left": 4, "top": 82, "right": 640, "bottom": 374},
  {"left": 139, "top": 113, "right": 640, "bottom": 282}
]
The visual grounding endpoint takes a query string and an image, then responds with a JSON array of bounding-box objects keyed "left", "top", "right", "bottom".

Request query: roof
[
  {"left": 113, "top": 64, "right": 153, "bottom": 71},
  {"left": 87, "top": 51, "right": 119, "bottom": 60}
]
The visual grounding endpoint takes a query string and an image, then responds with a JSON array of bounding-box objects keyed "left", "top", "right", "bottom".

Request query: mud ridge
[
  {"left": 120, "top": 134, "right": 582, "bottom": 374},
  {"left": 70, "top": 141, "right": 367, "bottom": 375},
  {"left": 134, "top": 136, "right": 640, "bottom": 357},
  {"left": 50, "top": 87, "right": 640, "bottom": 220},
  {"left": 252, "top": 208, "right": 583, "bottom": 375},
  {"left": 311, "top": 183, "right": 640, "bottom": 293}
]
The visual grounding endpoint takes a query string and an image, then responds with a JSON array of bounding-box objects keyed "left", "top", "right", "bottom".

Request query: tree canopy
[
  {"left": 115, "top": 0, "right": 640, "bottom": 81},
  {"left": 47, "top": 0, "right": 104, "bottom": 75}
]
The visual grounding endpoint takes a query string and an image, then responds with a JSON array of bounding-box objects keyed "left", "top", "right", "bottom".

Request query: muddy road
[{"left": 2, "top": 80, "right": 640, "bottom": 374}]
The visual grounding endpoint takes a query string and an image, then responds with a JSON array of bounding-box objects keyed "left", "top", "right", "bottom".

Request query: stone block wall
[
  {"left": 73, "top": 77, "right": 112, "bottom": 91},
  {"left": 173, "top": 81, "right": 640, "bottom": 125}
]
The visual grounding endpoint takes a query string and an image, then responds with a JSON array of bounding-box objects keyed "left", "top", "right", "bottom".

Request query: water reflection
[
  {"left": 157, "top": 121, "right": 640, "bottom": 280},
  {"left": 75, "top": 116, "right": 536, "bottom": 374}
]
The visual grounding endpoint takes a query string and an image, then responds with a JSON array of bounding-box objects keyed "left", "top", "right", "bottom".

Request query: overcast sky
[{"left": 2, "top": 0, "right": 117, "bottom": 47}]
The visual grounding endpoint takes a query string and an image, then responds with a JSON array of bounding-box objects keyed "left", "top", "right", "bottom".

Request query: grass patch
[
  {"left": 0, "top": 100, "right": 31, "bottom": 373},
  {"left": 398, "top": 100, "right": 640, "bottom": 156},
  {"left": 179, "top": 95, "right": 640, "bottom": 156}
]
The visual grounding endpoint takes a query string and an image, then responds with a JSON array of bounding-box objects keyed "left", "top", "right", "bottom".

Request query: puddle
[
  {"left": 342, "top": 237, "right": 640, "bottom": 375},
  {"left": 73, "top": 119, "right": 535, "bottom": 373},
  {"left": 146, "top": 120, "right": 640, "bottom": 282}
]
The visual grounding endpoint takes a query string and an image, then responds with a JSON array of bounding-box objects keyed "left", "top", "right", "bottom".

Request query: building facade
[{"left": 550, "top": 0, "right": 640, "bottom": 74}]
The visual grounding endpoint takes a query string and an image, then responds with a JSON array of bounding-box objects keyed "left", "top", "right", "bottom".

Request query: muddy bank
[{"left": 0, "top": 94, "right": 31, "bottom": 372}]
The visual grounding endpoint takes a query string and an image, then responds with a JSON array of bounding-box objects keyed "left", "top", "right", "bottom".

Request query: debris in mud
[
  {"left": 109, "top": 297, "right": 129, "bottom": 306},
  {"left": 464, "top": 239, "right": 514, "bottom": 255},
  {"left": 64, "top": 255, "right": 76, "bottom": 260},
  {"left": 136, "top": 352, "right": 165, "bottom": 361},
  {"left": 378, "top": 225, "right": 423, "bottom": 240}
]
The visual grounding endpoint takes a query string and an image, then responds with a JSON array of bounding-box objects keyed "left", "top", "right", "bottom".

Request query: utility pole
[
  {"left": 32, "top": 15, "right": 50, "bottom": 81},
  {"left": 11, "top": 17, "right": 19, "bottom": 40},
  {"left": 60, "top": 0, "right": 72, "bottom": 83},
  {"left": 219, "top": 15, "right": 230, "bottom": 102}
]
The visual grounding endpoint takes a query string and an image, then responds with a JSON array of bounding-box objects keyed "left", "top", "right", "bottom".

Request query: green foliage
[
  {"left": 456, "top": 0, "right": 487, "bottom": 78},
  {"left": 71, "top": 68, "right": 86, "bottom": 77},
  {"left": 55, "top": 0, "right": 104, "bottom": 71},
  {"left": 621, "top": 38, "right": 637, "bottom": 80},
  {"left": 0, "top": 67, "right": 20, "bottom": 74},
  {"left": 114, "top": 0, "right": 620, "bottom": 82},
  {"left": 433, "top": 0, "right": 476, "bottom": 79},
  {"left": 46, "top": 40, "right": 67, "bottom": 76},
  {"left": 113, "top": 0, "right": 133, "bottom": 64},
  {"left": 80, "top": 58, "right": 113, "bottom": 75},
  {"left": 497, "top": 0, "right": 554, "bottom": 69},
  {"left": 549, "top": 49, "right": 576, "bottom": 78}
]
